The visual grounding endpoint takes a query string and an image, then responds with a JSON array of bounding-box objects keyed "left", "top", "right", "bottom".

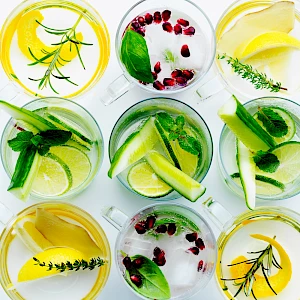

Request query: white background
[{"left": 0, "top": 0, "right": 300, "bottom": 299}]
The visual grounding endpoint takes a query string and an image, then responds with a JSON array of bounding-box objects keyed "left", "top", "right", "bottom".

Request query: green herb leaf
[
  {"left": 169, "top": 132, "right": 179, "bottom": 140},
  {"left": 120, "top": 30, "right": 154, "bottom": 83},
  {"left": 178, "top": 135, "right": 200, "bottom": 155},
  {"left": 8, "top": 131, "right": 34, "bottom": 152},
  {"left": 39, "top": 130, "right": 72, "bottom": 146},
  {"left": 176, "top": 115, "right": 185, "bottom": 130},
  {"left": 37, "top": 145, "right": 51, "bottom": 156},
  {"left": 164, "top": 49, "right": 177, "bottom": 64},
  {"left": 125, "top": 255, "right": 171, "bottom": 299},
  {"left": 253, "top": 150, "right": 280, "bottom": 173},
  {"left": 256, "top": 107, "right": 288, "bottom": 138},
  {"left": 156, "top": 112, "right": 175, "bottom": 132},
  {"left": 31, "top": 135, "right": 44, "bottom": 147}
]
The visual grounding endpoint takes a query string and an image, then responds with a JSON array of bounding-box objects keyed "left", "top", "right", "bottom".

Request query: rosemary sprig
[
  {"left": 33, "top": 256, "right": 106, "bottom": 273},
  {"left": 28, "top": 12, "right": 93, "bottom": 94},
  {"left": 217, "top": 54, "right": 287, "bottom": 93},
  {"left": 221, "top": 236, "right": 282, "bottom": 300}
]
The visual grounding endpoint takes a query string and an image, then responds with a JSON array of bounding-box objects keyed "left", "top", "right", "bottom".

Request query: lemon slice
[
  {"left": 49, "top": 146, "right": 91, "bottom": 189},
  {"left": 32, "top": 153, "right": 72, "bottom": 196},
  {"left": 238, "top": 32, "right": 300, "bottom": 61},
  {"left": 18, "top": 247, "right": 86, "bottom": 282}
]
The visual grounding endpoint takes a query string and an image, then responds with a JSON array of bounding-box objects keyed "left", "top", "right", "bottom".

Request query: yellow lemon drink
[
  {"left": 0, "top": 202, "right": 111, "bottom": 300},
  {"left": 0, "top": 0, "right": 110, "bottom": 98}
]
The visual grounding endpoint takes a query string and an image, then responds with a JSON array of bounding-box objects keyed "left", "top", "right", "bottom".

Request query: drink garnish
[{"left": 253, "top": 150, "right": 280, "bottom": 173}]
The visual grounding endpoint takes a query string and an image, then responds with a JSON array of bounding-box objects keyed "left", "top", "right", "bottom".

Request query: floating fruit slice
[
  {"left": 32, "top": 153, "right": 72, "bottom": 197},
  {"left": 218, "top": 1, "right": 295, "bottom": 57},
  {"left": 127, "top": 161, "right": 173, "bottom": 197},
  {"left": 108, "top": 117, "right": 158, "bottom": 178},
  {"left": 218, "top": 96, "right": 276, "bottom": 151},
  {"left": 145, "top": 151, "right": 205, "bottom": 202},
  {"left": 18, "top": 247, "right": 86, "bottom": 282},
  {"left": 49, "top": 146, "right": 91, "bottom": 189},
  {"left": 35, "top": 208, "right": 102, "bottom": 258}
]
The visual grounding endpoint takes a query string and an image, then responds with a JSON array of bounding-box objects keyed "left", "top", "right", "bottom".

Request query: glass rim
[
  {"left": 218, "top": 96, "right": 300, "bottom": 201},
  {"left": 114, "top": 0, "right": 216, "bottom": 95},
  {"left": 0, "top": 96, "right": 104, "bottom": 201}
]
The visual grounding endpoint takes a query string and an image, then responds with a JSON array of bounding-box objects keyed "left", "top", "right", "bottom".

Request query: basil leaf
[
  {"left": 121, "top": 30, "right": 154, "bottom": 83},
  {"left": 125, "top": 255, "right": 171, "bottom": 299},
  {"left": 253, "top": 150, "right": 280, "bottom": 173},
  {"left": 39, "top": 130, "right": 72, "bottom": 146},
  {"left": 8, "top": 131, "right": 34, "bottom": 152}
]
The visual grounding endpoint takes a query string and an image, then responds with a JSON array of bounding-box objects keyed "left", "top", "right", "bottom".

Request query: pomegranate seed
[
  {"left": 181, "top": 44, "right": 190, "bottom": 57},
  {"left": 135, "top": 223, "right": 146, "bottom": 234},
  {"left": 139, "top": 80, "right": 147, "bottom": 85},
  {"left": 123, "top": 256, "right": 132, "bottom": 269},
  {"left": 133, "top": 257, "right": 143, "bottom": 268},
  {"left": 153, "top": 81, "right": 165, "bottom": 90},
  {"left": 167, "top": 223, "right": 176, "bottom": 235},
  {"left": 152, "top": 72, "right": 158, "bottom": 80},
  {"left": 176, "top": 76, "right": 187, "bottom": 86},
  {"left": 136, "top": 28, "right": 145, "bottom": 36},
  {"left": 153, "top": 256, "right": 166, "bottom": 266},
  {"left": 145, "top": 13, "right": 153, "bottom": 24},
  {"left": 163, "top": 78, "right": 175, "bottom": 86},
  {"left": 162, "top": 22, "right": 173, "bottom": 33},
  {"left": 177, "top": 18, "right": 189, "bottom": 27},
  {"left": 174, "top": 24, "right": 182, "bottom": 35},
  {"left": 186, "top": 232, "right": 198, "bottom": 242},
  {"left": 130, "top": 274, "right": 142, "bottom": 287},
  {"left": 153, "top": 247, "right": 164, "bottom": 257},
  {"left": 154, "top": 61, "right": 161, "bottom": 73},
  {"left": 183, "top": 26, "right": 195, "bottom": 36},
  {"left": 153, "top": 11, "right": 162, "bottom": 23},
  {"left": 138, "top": 16, "right": 145, "bottom": 26},
  {"left": 195, "top": 238, "right": 205, "bottom": 250},
  {"left": 198, "top": 260, "right": 204, "bottom": 272},
  {"left": 14, "top": 124, "right": 25, "bottom": 131},
  {"left": 162, "top": 10, "right": 171, "bottom": 21},
  {"left": 155, "top": 224, "right": 167, "bottom": 233},
  {"left": 187, "top": 247, "right": 199, "bottom": 255},
  {"left": 131, "top": 21, "right": 140, "bottom": 30},
  {"left": 182, "top": 70, "right": 194, "bottom": 80},
  {"left": 145, "top": 215, "right": 156, "bottom": 229},
  {"left": 203, "top": 262, "right": 208, "bottom": 272},
  {"left": 171, "top": 69, "right": 182, "bottom": 78}
]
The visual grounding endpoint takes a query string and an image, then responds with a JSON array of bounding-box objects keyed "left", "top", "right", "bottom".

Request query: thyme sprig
[
  {"left": 221, "top": 236, "right": 282, "bottom": 300},
  {"left": 33, "top": 256, "right": 105, "bottom": 273},
  {"left": 217, "top": 54, "right": 287, "bottom": 93},
  {"left": 28, "top": 12, "right": 93, "bottom": 94}
]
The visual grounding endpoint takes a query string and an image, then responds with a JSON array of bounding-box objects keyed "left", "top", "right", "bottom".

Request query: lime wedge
[
  {"left": 49, "top": 146, "right": 91, "bottom": 189},
  {"left": 145, "top": 151, "right": 206, "bottom": 202},
  {"left": 32, "top": 153, "right": 72, "bottom": 196},
  {"left": 128, "top": 161, "right": 173, "bottom": 197}
]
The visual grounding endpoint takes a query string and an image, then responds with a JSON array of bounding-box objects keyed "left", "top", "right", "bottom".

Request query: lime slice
[
  {"left": 254, "top": 107, "right": 296, "bottom": 143},
  {"left": 49, "top": 145, "right": 91, "bottom": 189},
  {"left": 32, "top": 153, "right": 72, "bottom": 196},
  {"left": 256, "top": 141, "right": 300, "bottom": 184},
  {"left": 127, "top": 161, "right": 173, "bottom": 197}
]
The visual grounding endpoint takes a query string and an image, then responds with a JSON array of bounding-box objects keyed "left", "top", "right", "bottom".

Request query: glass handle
[
  {"left": 196, "top": 76, "right": 226, "bottom": 100},
  {"left": 0, "top": 202, "right": 14, "bottom": 231},
  {"left": 102, "top": 206, "right": 129, "bottom": 231},
  {"left": 202, "top": 197, "right": 233, "bottom": 230},
  {"left": 100, "top": 74, "right": 132, "bottom": 106}
]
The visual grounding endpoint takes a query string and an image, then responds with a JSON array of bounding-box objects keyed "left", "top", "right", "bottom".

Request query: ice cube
[{"left": 123, "top": 237, "right": 152, "bottom": 258}]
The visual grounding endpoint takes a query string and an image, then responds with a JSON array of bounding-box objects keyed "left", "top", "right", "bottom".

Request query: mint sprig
[
  {"left": 8, "top": 131, "right": 34, "bottom": 152},
  {"left": 253, "top": 150, "right": 280, "bottom": 173}
]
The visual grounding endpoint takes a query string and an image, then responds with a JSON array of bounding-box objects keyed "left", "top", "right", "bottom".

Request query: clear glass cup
[
  {"left": 0, "top": 201, "right": 111, "bottom": 300},
  {"left": 108, "top": 97, "right": 213, "bottom": 201},
  {"left": 218, "top": 96, "right": 300, "bottom": 201},
  {"left": 0, "top": 0, "right": 110, "bottom": 100},
  {"left": 103, "top": 203, "right": 217, "bottom": 300},
  {"left": 1, "top": 97, "right": 104, "bottom": 201},
  {"left": 203, "top": 197, "right": 300, "bottom": 300},
  {"left": 197, "top": 0, "right": 300, "bottom": 101},
  {"left": 100, "top": 0, "right": 216, "bottom": 105}
]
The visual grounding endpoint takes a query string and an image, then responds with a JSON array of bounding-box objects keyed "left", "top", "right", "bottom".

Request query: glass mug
[
  {"left": 100, "top": 0, "right": 216, "bottom": 105},
  {"left": 103, "top": 203, "right": 217, "bottom": 300},
  {"left": 0, "top": 201, "right": 111, "bottom": 300},
  {"left": 203, "top": 197, "right": 300, "bottom": 300},
  {"left": 0, "top": 0, "right": 110, "bottom": 100}
]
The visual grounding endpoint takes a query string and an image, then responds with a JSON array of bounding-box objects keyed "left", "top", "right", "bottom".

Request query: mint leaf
[
  {"left": 31, "top": 135, "right": 44, "bottom": 147},
  {"left": 169, "top": 132, "right": 179, "bottom": 140},
  {"left": 164, "top": 49, "right": 178, "bottom": 64},
  {"left": 178, "top": 135, "right": 200, "bottom": 155},
  {"left": 8, "top": 131, "right": 33, "bottom": 152},
  {"left": 121, "top": 30, "right": 154, "bottom": 83},
  {"left": 256, "top": 107, "right": 288, "bottom": 137},
  {"left": 253, "top": 150, "right": 280, "bottom": 173},
  {"left": 156, "top": 112, "right": 175, "bottom": 132},
  {"left": 39, "top": 130, "right": 72, "bottom": 146},
  {"left": 176, "top": 115, "right": 185, "bottom": 130},
  {"left": 37, "top": 145, "right": 51, "bottom": 156}
]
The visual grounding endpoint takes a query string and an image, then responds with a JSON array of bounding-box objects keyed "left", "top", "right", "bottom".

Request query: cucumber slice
[
  {"left": 236, "top": 140, "right": 256, "bottom": 209},
  {"left": 0, "top": 101, "right": 55, "bottom": 131},
  {"left": 218, "top": 95, "right": 276, "bottom": 151},
  {"left": 108, "top": 117, "right": 158, "bottom": 178},
  {"left": 254, "top": 107, "right": 296, "bottom": 143},
  {"left": 231, "top": 173, "right": 285, "bottom": 196},
  {"left": 15, "top": 120, "right": 39, "bottom": 134},
  {"left": 145, "top": 151, "right": 206, "bottom": 202},
  {"left": 65, "top": 139, "right": 90, "bottom": 152},
  {"left": 8, "top": 145, "right": 42, "bottom": 201}
]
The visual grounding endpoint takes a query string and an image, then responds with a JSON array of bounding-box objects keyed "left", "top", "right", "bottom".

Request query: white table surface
[{"left": 1, "top": 0, "right": 300, "bottom": 299}]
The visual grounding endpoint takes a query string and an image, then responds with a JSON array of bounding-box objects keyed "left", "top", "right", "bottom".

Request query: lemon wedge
[{"left": 18, "top": 247, "right": 86, "bottom": 282}]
